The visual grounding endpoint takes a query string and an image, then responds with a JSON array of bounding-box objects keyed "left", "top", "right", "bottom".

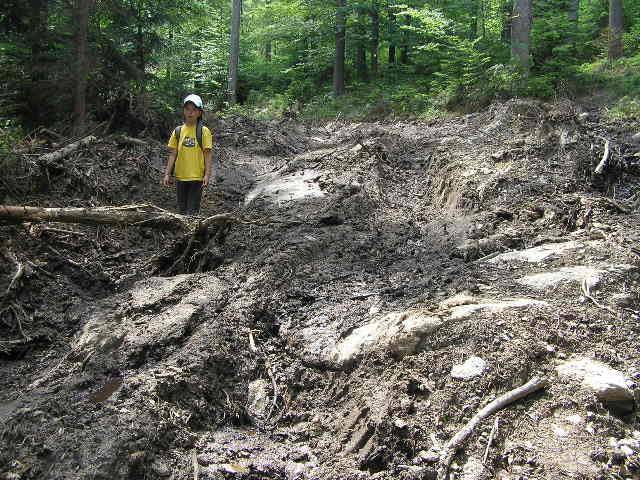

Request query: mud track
[{"left": 1, "top": 99, "right": 640, "bottom": 480}]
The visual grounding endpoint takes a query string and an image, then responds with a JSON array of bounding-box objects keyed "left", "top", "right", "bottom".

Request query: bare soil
[{"left": 1, "top": 99, "right": 640, "bottom": 480}]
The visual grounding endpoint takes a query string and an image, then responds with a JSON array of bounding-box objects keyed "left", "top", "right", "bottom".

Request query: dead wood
[
  {"left": 118, "top": 135, "right": 148, "bottom": 147},
  {"left": 38, "top": 135, "right": 97, "bottom": 165},
  {"left": 594, "top": 139, "right": 611, "bottom": 175},
  {"left": 0, "top": 204, "right": 237, "bottom": 233},
  {"left": 4, "top": 252, "right": 24, "bottom": 298},
  {"left": 436, "top": 376, "right": 548, "bottom": 480}
]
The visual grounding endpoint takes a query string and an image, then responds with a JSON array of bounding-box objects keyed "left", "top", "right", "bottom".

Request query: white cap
[{"left": 183, "top": 94, "right": 203, "bottom": 109}]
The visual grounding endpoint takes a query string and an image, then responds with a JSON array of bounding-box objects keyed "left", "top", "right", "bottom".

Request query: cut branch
[{"left": 436, "top": 376, "right": 548, "bottom": 480}]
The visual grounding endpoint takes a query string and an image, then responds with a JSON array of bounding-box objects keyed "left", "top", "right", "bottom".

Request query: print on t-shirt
[{"left": 183, "top": 137, "right": 196, "bottom": 148}]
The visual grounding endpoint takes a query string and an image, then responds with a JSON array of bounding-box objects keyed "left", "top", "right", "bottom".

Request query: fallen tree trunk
[
  {"left": 0, "top": 204, "right": 236, "bottom": 231},
  {"left": 38, "top": 135, "right": 97, "bottom": 165}
]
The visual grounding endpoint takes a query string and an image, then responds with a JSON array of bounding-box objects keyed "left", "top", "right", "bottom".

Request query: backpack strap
[
  {"left": 175, "top": 123, "right": 205, "bottom": 153},
  {"left": 196, "top": 121, "right": 204, "bottom": 152}
]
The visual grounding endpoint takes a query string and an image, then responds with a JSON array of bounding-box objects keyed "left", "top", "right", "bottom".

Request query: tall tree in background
[
  {"left": 355, "top": 4, "right": 369, "bottom": 80},
  {"left": 370, "top": 0, "right": 379, "bottom": 75},
  {"left": 608, "top": 0, "right": 623, "bottom": 60},
  {"left": 264, "top": 0, "right": 272, "bottom": 62},
  {"left": 511, "top": 0, "right": 532, "bottom": 74},
  {"left": 502, "top": 0, "right": 512, "bottom": 44},
  {"left": 26, "top": 0, "right": 50, "bottom": 124},
  {"left": 399, "top": 14, "right": 410, "bottom": 64},
  {"left": 388, "top": 5, "right": 397, "bottom": 64},
  {"left": 334, "top": 0, "right": 346, "bottom": 96},
  {"left": 229, "top": 0, "right": 242, "bottom": 104},
  {"left": 73, "top": 0, "right": 92, "bottom": 134}
]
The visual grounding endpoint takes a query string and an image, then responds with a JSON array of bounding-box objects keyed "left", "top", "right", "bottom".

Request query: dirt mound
[{"left": 1, "top": 99, "right": 640, "bottom": 480}]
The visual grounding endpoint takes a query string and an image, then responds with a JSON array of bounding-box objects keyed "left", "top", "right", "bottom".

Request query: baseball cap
[{"left": 183, "top": 94, "right": 204, "bottom": 109}]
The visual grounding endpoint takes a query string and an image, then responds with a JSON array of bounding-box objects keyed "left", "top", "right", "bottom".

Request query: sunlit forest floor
[{"left": 1, "top": 98, "right": 640, "bottom": 479}]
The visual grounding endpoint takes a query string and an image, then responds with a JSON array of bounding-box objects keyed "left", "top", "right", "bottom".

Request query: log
[
  {"left": 0, "top": 204, "right": 236, "bottom": 232},
  {"left": 38, "top": 135, "right": 97, "bottom": 165}
]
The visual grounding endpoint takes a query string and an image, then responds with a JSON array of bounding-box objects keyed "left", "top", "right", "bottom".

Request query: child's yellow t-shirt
[{"left": 167, "top": 124, "right": 213, "bottom": 181}]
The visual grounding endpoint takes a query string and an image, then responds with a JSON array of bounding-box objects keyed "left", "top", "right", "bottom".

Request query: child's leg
[
  {"left": 176, "top": 180, "right": 188, "bottom": 214},
  {"left": 185, "top": 181, "right": 203, "bottom": 215}
]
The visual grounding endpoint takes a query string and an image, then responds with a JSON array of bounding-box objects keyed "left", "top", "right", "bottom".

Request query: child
[{"left": 163, "top": 94, "right": 214, "bottom": 215}]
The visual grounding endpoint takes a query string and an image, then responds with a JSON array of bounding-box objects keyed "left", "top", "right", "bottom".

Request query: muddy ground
[{"left": 1, "top": 99, "right": 640, "bottom": 480}]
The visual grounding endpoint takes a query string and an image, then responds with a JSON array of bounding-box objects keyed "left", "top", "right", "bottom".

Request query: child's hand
[
  {"left": 162, "top": 173, "right": 172, "bottom": 186},
  {"left": 202, "top": 175, "right": 210, "bottom": 187}
]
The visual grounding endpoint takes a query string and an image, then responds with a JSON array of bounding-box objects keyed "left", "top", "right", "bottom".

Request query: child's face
[{"left": 183, "top": 103, "right": 202, "bottom": 122}]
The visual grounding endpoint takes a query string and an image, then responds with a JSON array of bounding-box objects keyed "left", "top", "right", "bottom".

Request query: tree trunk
[
  {"left": 502, "top": 0, "right": 512, "bottom": 44},
  {"left": 27, "top": 0, "right": 49, "bottom": 125},
  {"left": 73, "top": 0, "right": 91, "bottom": 135},
  {"left": 608, "top": 0, "right": 623, "bottom": 61},
  {"left": 0, "top": 205, "right": 235, "bottom": 231},
  {"left": 265, "top": 0, "right": 272, "bottom": 61},
  {"left": 333, "top": 0, "right": 346, "bottom": 97},
  {"left": 476, "top": 0, "right": 485, "bottom": 38},
  {"left": 568, "top": 0, "right": 579, "bottom": 27},
  {"left": 400, "top": 14, "right": 410, "bottom": 64},
  {"left": 229, "top": 0, "right": 242, "bottom": 104},
  {"left": 355, "top": 6, "right": 368, "bottom": 80},
  {"left": 511, "top": 0, "right": 532, "bottom": 74},
  {"left": 566, "top": 0, "right": 579, "bottom": 43},
  {"left": 388, "top": 6, "right": 396, "bottom": 64},
  {"left": 469, "top": 0, "right": 478, "bottom": 39},
  {"left": 135, "top": 0, "right": 145, "bottom": 72},
  {"left": 370, "top": 0, "right": 379, "bottom": 75}
]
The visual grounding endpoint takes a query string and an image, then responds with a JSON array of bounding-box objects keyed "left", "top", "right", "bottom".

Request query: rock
[
  {"left": 487, "top": 241, "right": 581, "bottom": 264},
  {"left": 556, "top": 358, "right": 634, "bottom": 411},
  {"left": 577, "top": 112, "right": 591, "bottom": 123},
  {"left": 518, "top": 266, "right": 604, "bottom": 290},
  {"left": 130, "top": 275, "right": 193, "bottom": 309},
  {"left": 439, "top": 292, "right": 475, "bottom": 309},
  {"left": 611, "top": 293, "right": 636, "bottom": 308},
  {"left": 330, "top": 310, "right": 442, "bottom": 368},
  {"left": 448, "top": 298, "right": 548, "bottom": 320},
  {"left": 285, "top": 462, "right": 309, "bottom": 480},
  {"left": 461, "top": 456, "right": 490, "bottom": 480},
  {"left": 519, "top": 264, "right": 637, "bottom": 291},
  {"left": 246, "top": 379, "right": 271, "bottom": 423},
  {"left": 244, "top": 169, "right": 325, "bottom": 205},
  {"left": 631, "top": 132, "right": 640, "bottom": 145},
  {"left": 451, "top": 356, "right": 487, "bottom": 380},
  {"left": 416, "top": 449, "right": 440, "bottom": 464}
]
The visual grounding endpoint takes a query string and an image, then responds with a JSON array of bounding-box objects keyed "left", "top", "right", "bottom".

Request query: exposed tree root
[{"left": 436, "top": 376, "right": 548, "bottom": 480}]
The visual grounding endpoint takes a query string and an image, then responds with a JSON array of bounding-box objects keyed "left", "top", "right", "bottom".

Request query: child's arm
[
  {"left": 163, "top": 148, "right": 177, "bottom": 186},
  {"left": 203, "top": 149, "right": 213, "bottom": 187}
]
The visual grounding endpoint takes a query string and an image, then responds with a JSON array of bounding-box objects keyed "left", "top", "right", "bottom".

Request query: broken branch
[
  {"left": 5, "top": 255, "right": 24, "bottom": 298},
  {"left": 436, "top": 376, "right": 548, "bottom": 480},
  {"left": 594, "top": 139, "right": 611, "bottom": 175},
  {"left": 38, "top": 136, "right": 97, "bottom": 166}
]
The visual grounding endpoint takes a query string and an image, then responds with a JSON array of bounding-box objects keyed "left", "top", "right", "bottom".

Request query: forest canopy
[{"left": 1, "top": 0, "right": 639, "bottom": 136}]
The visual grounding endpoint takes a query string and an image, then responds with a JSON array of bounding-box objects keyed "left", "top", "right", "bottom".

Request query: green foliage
[
  {"left": 3, "top": 0, "right": 640, "bottom": 127},
  {"left": 605, "top": 96, "right": 640, "bottom": 126},
  {"left": 0, "top": 119, "right": 23, "bottom": 175}
]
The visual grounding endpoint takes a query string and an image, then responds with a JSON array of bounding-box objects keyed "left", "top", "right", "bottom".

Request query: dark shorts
[{"left": 176, "top": 180, "right": 203, "bottom": 215}]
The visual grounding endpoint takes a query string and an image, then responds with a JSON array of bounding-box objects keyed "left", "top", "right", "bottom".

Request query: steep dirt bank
[{"left": 1, "top": 99, "right": 640, "bottom": 480}]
